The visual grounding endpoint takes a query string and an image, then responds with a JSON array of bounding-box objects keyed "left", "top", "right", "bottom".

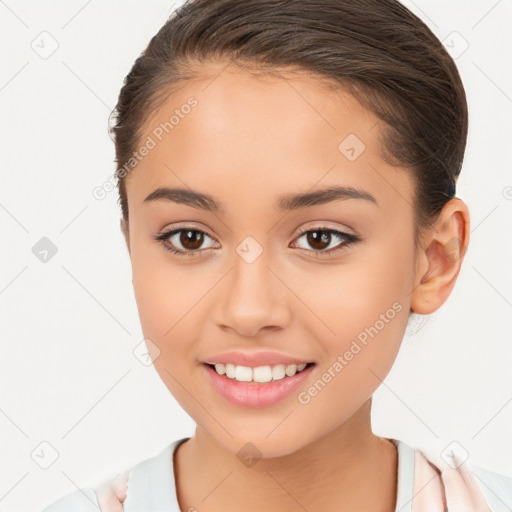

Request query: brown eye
[
  {"left": 179, "top": 229, "right": 204, "bottom": 250},
  {"left": 153, "top": 227, "right": 218, "bottom": 257},
  {"left": 306, "top": 230, "right": 332, "bottom": 250},
  {"left": 292, "top": 227, "right": 361, "bottom": 256}
]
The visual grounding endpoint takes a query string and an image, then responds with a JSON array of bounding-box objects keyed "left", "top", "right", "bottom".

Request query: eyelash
[{"left": 153, "top": 225, "right": 361, "bottom": 258}]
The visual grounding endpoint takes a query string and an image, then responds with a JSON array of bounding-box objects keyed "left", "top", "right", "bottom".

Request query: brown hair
[{"left": 109, "top": 0, "right": 468, "bottom": 246}]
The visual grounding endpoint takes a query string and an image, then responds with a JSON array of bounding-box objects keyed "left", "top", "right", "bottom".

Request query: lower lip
[{"left": 202, "top": 363, "right": 316, "bottom": 408}]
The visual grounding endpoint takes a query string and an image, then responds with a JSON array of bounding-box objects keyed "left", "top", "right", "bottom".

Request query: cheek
[
  {"left": 294, "top": 234, "right": 413, "bottom": 386},
  {"left": 130, "top": 244, "right": 195, "bottom": 354},
  {"left": 293, "top": 283, "right": 409, "bottom": 433},
  {"left": 130, "top": 242, "right": 220, "bottom": 375},
  {"left": 130, "top": 257, "right": 204, "bottom": 403}
]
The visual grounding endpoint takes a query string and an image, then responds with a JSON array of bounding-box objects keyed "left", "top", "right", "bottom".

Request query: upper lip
[{"left": 203, "top": 350, "right": 314, "bottom": 367}]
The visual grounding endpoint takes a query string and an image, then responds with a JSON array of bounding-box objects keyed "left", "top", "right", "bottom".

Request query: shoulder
[
  {"left": 408, "top": 440, "right": 512, "bottom": 511},
  {"left": 40, "top": 469, "right": 131, "bottom": 512},
  {"left": 40, "top": 486, "right": 102, "bottom": 512},
  {"left": 39, "top": 439, "right": 187, "bottom": 512},
  {"left": 469, "top": 463, "right": 512, "bottom": 511}
]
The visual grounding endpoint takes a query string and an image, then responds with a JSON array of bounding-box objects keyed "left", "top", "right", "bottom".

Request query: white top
[{"left": 40, "top": 437, "right": 512, "bottom": 512}]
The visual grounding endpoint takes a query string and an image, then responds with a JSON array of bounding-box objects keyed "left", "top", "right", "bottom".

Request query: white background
[{"left": 1, "top": 1, "right": 511, "bottom": 510}]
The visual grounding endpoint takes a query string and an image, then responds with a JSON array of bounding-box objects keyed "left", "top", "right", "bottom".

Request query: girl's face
[{"left": 122, "top": 63, "right": 419, "bottom": 457}]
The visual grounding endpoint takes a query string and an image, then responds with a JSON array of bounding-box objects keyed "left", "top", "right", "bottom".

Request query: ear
[
  {"left": 410, "top": 198, "right": 470, "bottom": 315},
  {"left": 120, "top": 218, "right": 130, "bottom": 256}
]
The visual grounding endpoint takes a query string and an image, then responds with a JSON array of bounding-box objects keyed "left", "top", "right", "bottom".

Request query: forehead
[
  {"left": 125, "top": 63, "right": 412, "bottom": 215},
  {"left": 142, "top": 62, "right": 380, "bottom": 153}
]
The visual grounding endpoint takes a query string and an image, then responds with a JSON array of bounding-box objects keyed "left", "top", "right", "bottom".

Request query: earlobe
[
  {"left": 120, "top": 218, "right": 130, "bottom": 255},
  {"left": 410, "top": 199, "right": 470, "bottom": 315}
]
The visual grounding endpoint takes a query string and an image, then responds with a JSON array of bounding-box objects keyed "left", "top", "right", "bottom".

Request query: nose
[{"left": 213, "top": 249, "right": 291, "bottom": 337}]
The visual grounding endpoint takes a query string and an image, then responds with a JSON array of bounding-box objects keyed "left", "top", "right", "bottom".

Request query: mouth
[
  {"left": 202, "top": 362, "right": 317, "bottom": 408},
  {"left": 203, "top": 362, "right": 316, "bottom": 383}
]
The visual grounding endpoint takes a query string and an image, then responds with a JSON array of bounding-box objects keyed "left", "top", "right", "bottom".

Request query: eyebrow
[{"left": 143, "top": 185, "right": 377, "bottom": 212}]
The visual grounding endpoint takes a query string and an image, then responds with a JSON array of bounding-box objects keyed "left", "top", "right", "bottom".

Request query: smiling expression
[{"left": 121, "top": 62, "right": 420, "bottom": 456}]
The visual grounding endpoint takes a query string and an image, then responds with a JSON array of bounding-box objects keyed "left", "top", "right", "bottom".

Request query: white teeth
[
  {"left": 253, "top": 366, "right": 273, "bottom": 383},
  {"left": 272, "top": 364, "right": 286, "bottom": 381},
  {"left": 285, "top": 364, "right": 297, "bottom": 377},
  {"left": 214, "top": 363, "right": 226, "bottom": 375},
  {"left": 225, "top": 363, "right": 236, "bottom": 379},
  {"left": 234, "top": 365, "right": 253, "bottom": 382},
  {"left": 211, "top": 362, "right": 311, "bottom": 382}
]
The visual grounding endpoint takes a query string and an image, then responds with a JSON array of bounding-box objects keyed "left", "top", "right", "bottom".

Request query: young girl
[{"left": 41, "top": 0, "right": 511, "bottom": 510}]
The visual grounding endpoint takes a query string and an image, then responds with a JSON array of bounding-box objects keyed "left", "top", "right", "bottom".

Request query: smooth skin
[{"left": 120, "top": 61, "right": 470, "bottom": 512}]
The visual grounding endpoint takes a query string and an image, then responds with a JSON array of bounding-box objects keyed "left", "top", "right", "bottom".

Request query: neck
[{"left": 174, "top": 399, "right": 398, "bottom": 512}]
